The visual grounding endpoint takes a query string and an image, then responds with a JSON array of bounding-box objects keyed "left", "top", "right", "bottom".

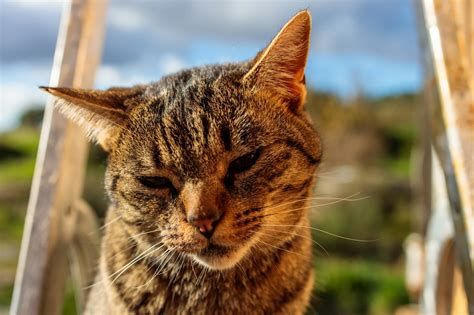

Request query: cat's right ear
[
  {"left": 243, "top": 10, "right": 311, "bottom": 113},
  {"left": 40, "top": 86, "right": 144, "bottom": 150}
]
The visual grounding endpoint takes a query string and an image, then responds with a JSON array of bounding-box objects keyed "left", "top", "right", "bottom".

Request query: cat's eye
[
  {"left": 137, "top": 176, "right": 176, "bottom": 193},
  {"left": 228, "top": 148, "right": 261, "bottom": 175}
]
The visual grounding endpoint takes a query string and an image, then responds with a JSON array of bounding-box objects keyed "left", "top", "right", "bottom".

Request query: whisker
[
  {"left": 197, "top": 263, "right": 207, "bottom": 285},
  {"left": 150, "top": 247, "right": 178, "bottom": 288},
  {"left": 291, "top": 169, "right": 338, "bottom": 179},
  {"left": 155, "top": 248, "right": 174, "bottom": 276},
  {"left": 109, "top": 243, "right": 165, "bottom": 285},
  {"left": 260, "top": 196, "right": 368, "bottom": 218},
  {"left": 104, "top": 241, "right": 138, "bottom": 262},
  {"left": 256, "top": 239, "right": 310, "bottom": 259},
  {"left": 258, "top": 192, "right": 366, "bottom": 213},
  {"left": 190, "top": 257, "right": 198, "bottom": 281},
  {"left": 85, "top": 242, "right": 165, "bottom": 289},
  {"left": 233, "top": 192, "right": 365, "bottom": 215},
  {"left": 263, "top": 224, "right": 378, "bottom": 242},
  {"left": 258, "top": 228, "right": 329, "bottom": 256},
  {"left": 98, "top": 215, "right": 121, "bottom": 231},
  {"left": 104, "top": 227, "right": 163, "bottom": 262},
  {"left": 127, "top": 227, "right": 161, "bottom": 240},
  {"left": 170, "top": 251, "right": 184, "bottom": 285},
  {"left": 236, "top": 261, "right": 245, "bottom": 275},
  {"left": 132, "top": 246, "right": 176, "bottom": 289}
]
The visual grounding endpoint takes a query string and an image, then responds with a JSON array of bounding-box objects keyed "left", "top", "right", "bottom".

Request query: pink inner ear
[
  {"left": 288, "top": 79, "right": 308, "bottom": 113},
  {"left": 295, "top": 68, "right": 305, "bottom": 83}
]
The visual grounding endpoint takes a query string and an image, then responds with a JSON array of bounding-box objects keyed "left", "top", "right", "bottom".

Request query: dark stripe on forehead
[
  {"left": 282, "top": 177, "right": 313, "bottom": 193},
  {"left": 151, "top": 148, "right": 161, "bottom": 168},
  {"left": 221, "top": 126, "right": 232, "bottom": 151},
  {"left": 200, "top": 114, "right": 210, "bottom": 146},
  {"left": 237, "top": 123, "right": 262, "bottom": 146},
  {"left": 177, "top": 69, "right": 193, "bottom": 85},
  {"left": 159, "top": 123, "right": 172, "bottom": 155},
  {"left": 284, "top": 139, "right": 320, "bottom": 165},
  {"left": 200, "top": 84, "right": 215, "bottom": 111}
]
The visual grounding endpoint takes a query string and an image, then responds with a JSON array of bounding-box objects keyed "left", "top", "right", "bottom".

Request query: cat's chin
[{"left": 192, "top": 243, "right": 248, "bottom": 270}]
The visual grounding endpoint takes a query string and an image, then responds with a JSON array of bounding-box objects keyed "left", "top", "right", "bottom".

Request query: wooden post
[
  {"left": 421, "top": 0, "right": 474, "bottom": 314},
  {"left": 10, "top": 0, "right": 107, "bottom": 314}
]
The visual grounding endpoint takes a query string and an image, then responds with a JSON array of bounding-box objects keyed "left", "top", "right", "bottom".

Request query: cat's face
[
  {"left": 44, "top": 11, "right": 320, "bottom": 270},
  {"left": 104, "top": 64, "right": 321, "bottom": 269}
]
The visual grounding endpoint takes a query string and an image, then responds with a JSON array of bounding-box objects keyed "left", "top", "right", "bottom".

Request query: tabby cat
[{"left": 43, "top": 10, "right": 322, "bottom": 315}]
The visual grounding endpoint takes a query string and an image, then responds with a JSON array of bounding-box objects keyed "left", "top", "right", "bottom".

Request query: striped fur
[{"left": 46, "top": 11, "right": 322, "bottom": 314}]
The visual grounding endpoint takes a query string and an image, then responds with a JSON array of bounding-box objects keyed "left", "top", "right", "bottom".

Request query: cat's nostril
[
  {"left": 188, "top": 213, "right": 222, "bottom": 239},
  {"left": 194, "top": 218, "right": 213, "bottom": 233}
]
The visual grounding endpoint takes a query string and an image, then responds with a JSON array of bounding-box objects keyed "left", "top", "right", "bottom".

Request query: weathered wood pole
[{"left": 10, "top": 0, "right": 107, "bottom": 314}]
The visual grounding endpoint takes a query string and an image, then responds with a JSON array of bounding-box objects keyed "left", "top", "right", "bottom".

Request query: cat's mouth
[
  {"left": 192, "top": 242, "right": 241, "bottom": 270},
  {"left": 199, "top": 243, "right": 233, "bottom": 257}
]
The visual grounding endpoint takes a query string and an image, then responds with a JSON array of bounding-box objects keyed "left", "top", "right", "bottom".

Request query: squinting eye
[
  {"left": 137, "top": 176, "right": 175, "bottom": 192},
  {"left": 228, "top": 148, "right": 261, "bottom": 175}
]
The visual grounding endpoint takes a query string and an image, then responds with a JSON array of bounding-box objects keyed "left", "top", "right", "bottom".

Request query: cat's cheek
[
  {"left": 162, "top": 220, "right": 208, "bottom": 252},
  {"left": 210, "top": 217, "right": 241, "bottom": 245},
  {"left": 228, "top": 179, "right": 260, "bottom": 197}
]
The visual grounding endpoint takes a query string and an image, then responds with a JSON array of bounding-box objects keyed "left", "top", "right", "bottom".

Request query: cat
[{"left": 43, "top": 10, "right": 322, "bottom": 315}]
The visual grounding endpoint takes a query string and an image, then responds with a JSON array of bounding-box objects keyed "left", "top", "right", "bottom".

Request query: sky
[{"left": 0, "top": 0, "right": 422, "bottom": 131}]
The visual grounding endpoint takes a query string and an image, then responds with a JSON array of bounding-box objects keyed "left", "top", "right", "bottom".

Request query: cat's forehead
[
  {"left": 150, "top": 63, "right": 247, "bottom": 99},
  {"left": 134, "top": 63, "right": 266, "bottom": 133},
  {"left": 121, "top": 64, "right": 277, "bottom": 176}
]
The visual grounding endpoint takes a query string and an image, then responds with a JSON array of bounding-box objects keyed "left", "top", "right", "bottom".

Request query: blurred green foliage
[
  {"left": 0, "top": 91, "right": 420, "bottom": 314},
  {"left": 311, "top": 259, "right": 409, "bottom": 315}
]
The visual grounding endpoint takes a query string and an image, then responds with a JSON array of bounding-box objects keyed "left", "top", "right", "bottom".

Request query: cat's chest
[{"left": 108, "top": 261, "right": 260, "bottom": 314}]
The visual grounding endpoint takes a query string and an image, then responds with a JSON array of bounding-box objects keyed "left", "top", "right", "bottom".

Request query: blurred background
[{"left": 1, "top": 0, "right": 424, "bottom": 314}]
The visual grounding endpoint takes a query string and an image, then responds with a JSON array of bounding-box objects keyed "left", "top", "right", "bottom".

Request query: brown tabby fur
[{"left": 44, "top": 11, "right": 322, "bottom": 314}]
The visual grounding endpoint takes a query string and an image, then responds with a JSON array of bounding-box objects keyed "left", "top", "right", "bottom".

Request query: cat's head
[{"left": 44, "top": 11, "right": 321, "bottom": 270}]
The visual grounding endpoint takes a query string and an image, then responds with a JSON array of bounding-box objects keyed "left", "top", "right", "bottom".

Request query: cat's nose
[{"left": 188, "top": 213, "right": 222, "bottom": 239}]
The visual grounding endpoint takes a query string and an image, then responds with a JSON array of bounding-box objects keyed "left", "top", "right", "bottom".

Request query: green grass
[
  {"left": 381, "top": 158, "right": 411, "bottom": 177},
  {"left": 311, "top": 258, "right": 409, "bottom": 315},
  {"left": 0, "top": 284, "right": 13, "bottom": 309},
  {"left": 0, "top": 127, "right": 39, "bottom": 185},
  {"left": 0, "top": 204, "right": 25, "bottom": 242},
  {"left": 0, "top": 128, "right": 39, "bottom": 156},
  {"left": 0, "top": 158, "right": 36, "bottom": 185},
  {"left": 62, "top": 280, "right": 78, "bottom": 315}
]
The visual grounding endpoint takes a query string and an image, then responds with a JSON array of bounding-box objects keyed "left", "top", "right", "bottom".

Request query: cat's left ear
[
  {"left": 41, "top": 86, "right": 144, "bottom": 150},
  {"left": 243, "top": 10, "right": 311, "bottom": 112}
]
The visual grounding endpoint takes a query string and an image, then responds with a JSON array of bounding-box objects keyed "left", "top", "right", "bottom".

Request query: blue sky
[{"left": 0, "top": 0, "right": 422, "bottom": 131}]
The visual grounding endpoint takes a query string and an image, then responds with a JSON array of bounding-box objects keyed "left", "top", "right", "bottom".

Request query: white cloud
[
  {"left": 108, "top": 5, "right": 146, "bottom": 32},
  {"left": 3, "top": 0, "right": 62, "bottom": 9},
  {"left": 0, "top": 63, "right": 51, "bottom": 131},
  {"left": 95, "top": 64, "right": 152, "bottom": 88},
  {"left": 96, "top": 65, "right": 123, "bottom": 86},
  {"left": 0, "top": 82, "right": 45, "bottom": 131},
  {"left": 158, "top": 54, "right": 186, "bottom": 75}
]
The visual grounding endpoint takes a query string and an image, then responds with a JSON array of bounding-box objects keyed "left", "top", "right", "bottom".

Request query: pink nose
[{"left": 188, "top": 213, "right": 222, "bottom": 238}]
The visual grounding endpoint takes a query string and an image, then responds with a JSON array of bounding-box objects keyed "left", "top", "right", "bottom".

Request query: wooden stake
[
  {"left": 422, "top": 0, "right": 474, "bottom": 313},
  {"left": 10, "top": 0, "right": 107, "bottom": 314}
]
